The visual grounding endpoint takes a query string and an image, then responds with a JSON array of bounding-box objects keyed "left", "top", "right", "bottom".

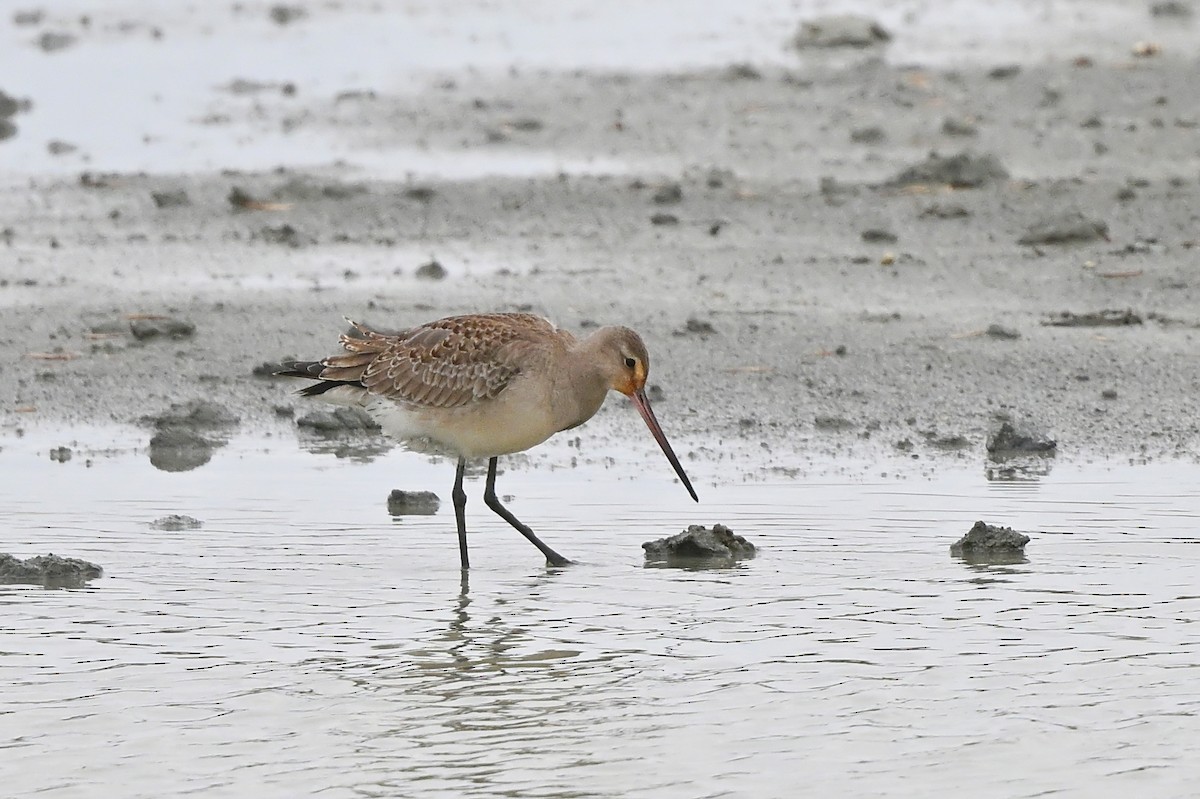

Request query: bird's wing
[{"left": 315, "top": 313, "right": 565, "bottom": 409}]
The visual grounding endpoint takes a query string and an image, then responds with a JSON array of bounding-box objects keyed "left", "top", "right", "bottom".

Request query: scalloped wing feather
[{"left": 317, "top": 313, "right": 568, "bottom": 409}]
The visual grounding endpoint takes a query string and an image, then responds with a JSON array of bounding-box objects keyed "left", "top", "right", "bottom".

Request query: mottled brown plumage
[
  {"left": 277, "top": 311, "right": 697, "bottom": 569},
  {"left": 320, "top": 313, "right": 567, "bottom": 409}
]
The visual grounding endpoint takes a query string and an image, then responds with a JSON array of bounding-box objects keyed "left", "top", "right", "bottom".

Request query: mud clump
[
  {"left": 1018, "top": 212, "right": 1108, "bottom": 245},
  {"left": 0, "top": 90, "right": 23, "bottom": 118},
  {"left": 272, "top": 176, "right": 367, "bottom": 201},
  {"left": 252, "top": 360, "right": 285, "bottom": 377},
  {"left": 1, "top": 553, "right": 103, "bottom": 588},
  {"left": 256, "top": 224, "right": 313, "bottom": 248},
  {"left": 887, "top": 151, "right": 1009, "bottom": 189},
  {"left": 921, "top": 202, "right": 971, "bottom": 219},
  {"left": 988, "top": 419, "right": 1056, "bottom": 482},
  {"left": 1, "top": 88, "right": 30, "bottom": 141},
  {"left": 229, "top": 186, "right": 284, "bottom": 210},
  {"left": 151, "top": 189, "right": 191, "bottom": 208},
  {"left": 386, "top": 490, "right": 441, "bottom": 516},
  {"left": 146, "top": 400, "right": 239, "bottom": 472},
  {"left": 269, "top": 4, "right": 308, "bottom": 25},
  {"left": 652, "top": 182, "right": 683, "bottom": 204},
  {"left": 37, "top": 31, "right": 77, "bottom": 53},
  {"left": 951, "top": 521, "right": 1030, "bottom": 563},
  {"left": 151, "top": 514, "right": 203, "bottom": 531},
  {"left": 295, "top": 407, "right": 389, "bottom": 461},
  {"left": 724, "top": 63, "right": 762, "bottom": 81},
  {"left": 1150, "top": 1, "right": 1193, "bottom": 18},
  {"left": 850, "top": 126, "right": 886, "bottom": 144},
  {"left": 861, "top": 228, "right": 897, "bottom": 243},
  {"left": 1043, "top": 309, "right": 1142, "bottom": 327},
  {"left": 793, "top": 15, "right": 891, "bottom": 48},
  {"left": 941, "top": 117, "right": 978, "bottom": 137},
  {"left": 677, "top": 316, "right": 717, "bottom": 336},
  {"left": 296, "top": 407, "right": 380, "bottom": 433},
  {"left": 985, "top": 324, "right": 1021, "bottom": 339},
  {"left": 986, "top": 420, "right": 1056, "bottom": 455},
  {"left": 12, "top": 10, "right": 45, "bottom": 26},
  {"left": 924, "top": 432, "right": 970, "bottom": 449},
  {"left": 702, "top": 167, "right": 734, "bottom": 188},
  {"left": 643, "top": 524, "right": 756, "bottom": 567},
  {"left": 130, "top": 316, "right": 196, "bottom": 340},
  {"left": 815, "top": 415, "right": 855, "bottom": 431},
  {"left": 147, "top": 399, "right": 240, "bottom": 430},
  {"left": 224, "top": 78, "right": 296, "bottom": 97},
  {"left": 415, "top": 259, "right": 447, "bottom": 280},
  {"left": 149, "top": 428, "right": 216, "bottom": 472}
]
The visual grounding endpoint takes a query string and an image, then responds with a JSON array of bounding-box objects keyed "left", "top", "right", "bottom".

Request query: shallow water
[
  {"left": 3, "top": 429, "right": 1200, "bottom": 797},
  {"left": 5, "top": 0, "right": 1194, "bottom": 178}
]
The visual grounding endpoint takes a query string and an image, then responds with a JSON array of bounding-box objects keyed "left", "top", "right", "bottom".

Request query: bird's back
[{"left": 292, "top": 312, "right": 574, "bottom": 410}]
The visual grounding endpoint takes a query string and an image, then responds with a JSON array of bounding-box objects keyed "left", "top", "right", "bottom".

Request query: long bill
[{"left": 629, "top": 388, "right": 699, "bottom": 502}]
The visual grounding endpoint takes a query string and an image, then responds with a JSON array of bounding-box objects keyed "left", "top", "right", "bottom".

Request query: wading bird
[{"left": 278, "top": 313, "right": 698, "bottom": 568}]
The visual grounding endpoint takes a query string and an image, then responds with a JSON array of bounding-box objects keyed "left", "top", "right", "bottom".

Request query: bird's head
[
  {"left": 597, "top": 327, "right": 650, "bottom": 397},
  {"left": 587, "top": 326, "right": 697, "bottom": 502}
]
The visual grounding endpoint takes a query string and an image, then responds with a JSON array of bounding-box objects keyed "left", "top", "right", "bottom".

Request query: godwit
[{"left": 277, "top": 312, "right": 698, "bottom": 568}]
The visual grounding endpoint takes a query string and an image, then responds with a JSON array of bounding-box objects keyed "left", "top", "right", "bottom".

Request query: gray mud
[
  {"left": 950, "top": 520, "right": 1031, "bottom": 565},
  {"left": 643, "top": 523, "right": 756, "bottom": 567},
  {"left": 150, "top": 514, "right": 203, "bottom": 531},
  {"left": 387, "top": 490, "right": 441, "bottom": 516},
  {"left": 3, "top": 2, "right": 1200, "bottom": 470},
  {"left": 143, "top": 399, "right": 239, "bottom": 472},
  {"left": 0, "top": 552, "right": 103, "bottom": 588}
]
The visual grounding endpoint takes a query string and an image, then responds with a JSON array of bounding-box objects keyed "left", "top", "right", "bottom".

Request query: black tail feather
[
  {"left": 296, "top": 380, "right": 362, "bottom": 397},
  {"left": 274, "top": 360, "right": 364, "bottom": 397},
  {"left": 274, "top": 360, "right": 324, "bottom": 379}
]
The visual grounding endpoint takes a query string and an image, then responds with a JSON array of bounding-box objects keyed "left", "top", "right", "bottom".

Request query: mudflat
[{"left": 3, "top": 1, "right": 1198, "bottom": 467}]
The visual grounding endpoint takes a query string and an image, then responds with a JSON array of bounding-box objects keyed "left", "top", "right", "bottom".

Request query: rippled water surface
[{"left": 3, "top": 431, "right": 1200, "bottom": 798}]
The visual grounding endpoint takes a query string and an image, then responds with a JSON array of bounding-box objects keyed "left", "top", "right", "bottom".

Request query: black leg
[
  {"left": 483, "top": 457, "right": 571, "bottom": 566},
  {"left": 453, "top": 457, "right": 469, "bottom": 570}
]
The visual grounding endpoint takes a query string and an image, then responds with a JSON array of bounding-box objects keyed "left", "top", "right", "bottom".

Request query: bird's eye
[{"left": 624, "top": 357, "right": 637, "bottom": 369}]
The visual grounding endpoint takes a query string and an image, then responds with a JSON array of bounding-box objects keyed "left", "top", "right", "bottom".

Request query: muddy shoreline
[{"left": 4, "top": 3, "right": 1199, "bottom": 472}]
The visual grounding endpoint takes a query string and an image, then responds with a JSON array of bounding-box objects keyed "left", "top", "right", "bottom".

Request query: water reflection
[
  {"left": 953, "top": 550, "right": 1031, "bottom": 568},
  {"left": 322, "top": 568, "right": 638, "bottom": 797},
  {"left": 4, "top": 431, "right": 1200, "bottom": 797},
  {"left": 984, "top": 453, "right": 1055, "bottom": 482},
  {"left": 296, "top": 429, "right": 394, "bottom": 462},
  {"left": 401, "top": 569, "right": 584, "bottom": 674}
]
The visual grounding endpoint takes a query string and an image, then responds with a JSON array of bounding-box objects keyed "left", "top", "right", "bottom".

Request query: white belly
[
  {"left": 310, "top": 370, "right": 602, "bottom": 460},
  {"left": 363, "top": 382, "right": 569, "bottom": 459}
]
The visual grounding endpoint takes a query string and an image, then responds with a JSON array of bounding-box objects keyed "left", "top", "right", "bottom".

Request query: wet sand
[{"left": 3, "top": 1, "right": 1199, "bottom": 469}]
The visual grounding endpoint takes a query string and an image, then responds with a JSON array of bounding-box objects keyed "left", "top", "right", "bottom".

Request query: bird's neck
[{"left": 555, "top": 332, "right": 613, "bottom": 430}]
